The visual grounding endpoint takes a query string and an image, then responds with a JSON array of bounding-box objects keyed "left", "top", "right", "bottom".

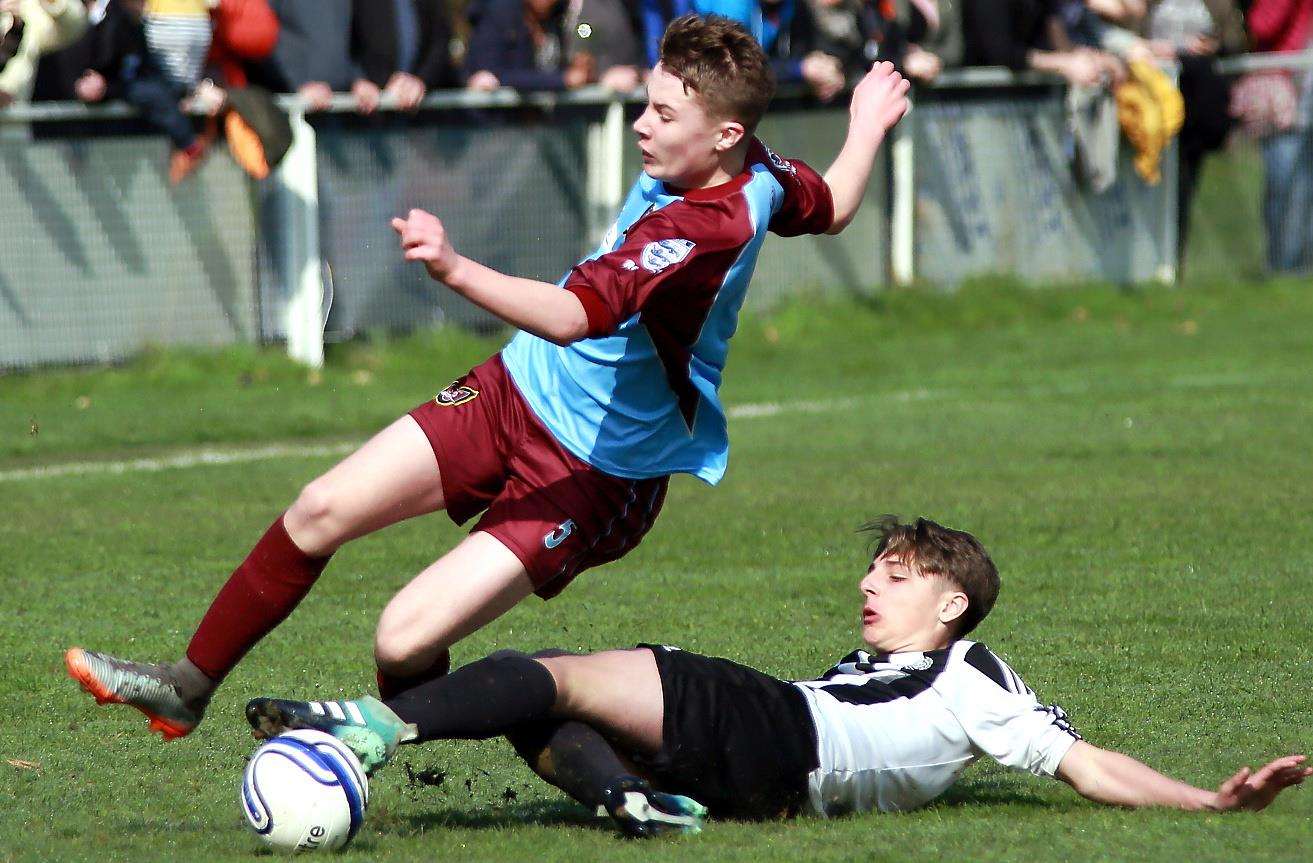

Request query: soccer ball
[{"left": 241, "top": 729, "right": 369, "bottom": 852}]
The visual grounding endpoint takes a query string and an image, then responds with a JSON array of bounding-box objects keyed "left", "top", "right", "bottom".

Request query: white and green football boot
[
  {"left": 599, "top": 776, "right": 707, "bottom": 838},
  {"left": 245, "top": 695, "right": 417, "bottom": 775}
]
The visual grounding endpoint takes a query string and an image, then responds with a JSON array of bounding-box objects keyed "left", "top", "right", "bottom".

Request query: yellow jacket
[{"left": 1114, "top": 60, "right": 1185, "bottom": 185}]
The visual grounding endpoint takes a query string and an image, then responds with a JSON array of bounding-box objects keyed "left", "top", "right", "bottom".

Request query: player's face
[
  {"left": 633, "top": 64, "right": 737, "bottom": 189},
  {"left": 859, "top": 554, "right": 963, "bottom": 653}
]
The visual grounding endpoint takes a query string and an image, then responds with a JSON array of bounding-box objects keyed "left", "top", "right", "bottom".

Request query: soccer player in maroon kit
[{"left": 65, "top": 16, "right": 913, "bottom": 752}]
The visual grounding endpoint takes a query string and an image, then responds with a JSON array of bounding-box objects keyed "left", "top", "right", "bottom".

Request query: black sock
[
  {"left": 384, "top": 651, "right": 557, "bottom": 742},
  {"left": 376, "top": 650, "right": 450, "bottom": 701},
  {"left": 507, "top": 720, "right": 634, "bottom": 810}
]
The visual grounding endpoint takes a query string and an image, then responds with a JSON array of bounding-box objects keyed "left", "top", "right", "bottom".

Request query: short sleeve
[
  {"left": 939, "top": 643, "right": 1082, "bottom": 778},
  {"left": 752, "top": 140, "right": 835, "bottom": 237},
  {"left": 563, "top": 209, "right": 748, "bottom": 338}
]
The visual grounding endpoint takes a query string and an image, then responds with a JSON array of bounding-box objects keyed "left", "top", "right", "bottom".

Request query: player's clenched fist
[
  {"left": 848, "top": 61, "right": 911, "bottom": 141},
  {"left": 391, "top": 208, "right": 459, "bottom": 281}
]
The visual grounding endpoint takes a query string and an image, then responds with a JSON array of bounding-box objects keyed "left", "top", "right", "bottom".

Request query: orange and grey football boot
[{"left": 65, "top": 647, "right": 209, "bottom": 740}]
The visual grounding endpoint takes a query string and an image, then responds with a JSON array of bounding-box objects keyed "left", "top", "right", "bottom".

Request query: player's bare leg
[
  {"left": 372, "top": 531, "right": 535, "bottom": 677},
  {"left": 281, "top": 415, "right": 447, "bottom": 556},
  {"left": 67, "top": 414, "right": 450, "bottom": 739}
]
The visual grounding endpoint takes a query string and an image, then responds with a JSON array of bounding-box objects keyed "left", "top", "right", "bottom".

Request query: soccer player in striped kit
[
  {"left": 65, "top": 14, "right": 913, "bottom": 742},
  {"left": 246, "top": 517, "right": 1311, "bottom": 837}
]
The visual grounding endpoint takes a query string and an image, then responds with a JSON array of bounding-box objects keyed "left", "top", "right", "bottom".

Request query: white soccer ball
[{"left": 241, "top": 729, "right": 370, "bottom": 853}]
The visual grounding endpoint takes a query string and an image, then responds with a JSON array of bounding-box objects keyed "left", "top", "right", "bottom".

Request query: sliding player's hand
[
  {"left": 1211, "top": 755, "right": 1311, "bottom": 811},
  {"left": 847, "top": 61, "right": 910, "bottom": 142},
  {"left": 391, "top": 209, "right": 459, "bottom": 282}
]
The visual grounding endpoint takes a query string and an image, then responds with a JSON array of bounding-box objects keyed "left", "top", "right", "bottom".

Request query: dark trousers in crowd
[
  {"left": 122, "top": 73, "right": 195, "bottom": 151},
  {"left": 1261, "top": 126, "right": 1313, "bottom": 273}
]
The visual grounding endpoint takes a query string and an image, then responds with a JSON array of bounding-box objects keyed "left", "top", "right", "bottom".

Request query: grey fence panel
[
  {"left": 304, "top": 114, "right": 591, "bottom": 339},
  {"left": 617, "top": 101, "right": 889, "bottom": 310},
  {"left": 911, "top": 86, "right": 1175, "bottom": 286},
  {"left": 753, "top": 101, "right": 888, "bottom": 306},
  {"left": 0, "top": 135, "right": 259, "bottom": 369}
]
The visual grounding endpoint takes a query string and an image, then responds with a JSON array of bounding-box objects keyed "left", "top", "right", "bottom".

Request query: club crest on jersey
[
  {"left": 434, "top": 384, "right": 479, "bottom": 407},
  {"left": 640, "top": 239, "right": 695, "bottom": 273},
  {"left": 761, "top": 143, "right": 797, "bottom": 176}
]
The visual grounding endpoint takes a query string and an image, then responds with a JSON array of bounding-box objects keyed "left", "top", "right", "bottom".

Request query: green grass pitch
[{"left": 2, "top": 277, "right": 1311, "bottom": 862}]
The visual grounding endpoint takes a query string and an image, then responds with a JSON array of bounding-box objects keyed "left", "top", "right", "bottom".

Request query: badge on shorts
[
  {"left": 434, "top": 384, "right": 479, "bottom": 407},
  {"left": 543, "top": 519, "right": 576, "bottom": 549}
]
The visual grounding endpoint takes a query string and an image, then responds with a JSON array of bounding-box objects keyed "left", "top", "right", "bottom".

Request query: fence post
[
  {"left": 890, "top": 121, "right": 915, "bottom": 287},
  {"left": 279, "top": 107, "right": 325, "bottom": 368},
  {"left": 586, "top": 98, "right": 627, "bottom": 244}
]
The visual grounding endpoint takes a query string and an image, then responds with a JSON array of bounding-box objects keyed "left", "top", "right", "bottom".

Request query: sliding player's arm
[
  {"left": 392, "top": 209, "right": 589, "bottom": 346},
  {"left": 821, "top": 61, "right": 910, "bottom": 235},
  {"left": 1055, "top": 740, "right": 1311, "bottom": 811}
]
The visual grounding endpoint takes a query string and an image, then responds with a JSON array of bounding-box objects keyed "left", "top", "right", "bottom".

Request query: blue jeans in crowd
[
  {"left": 123, "top": 73, "right": 195, "bottom": 152},
  {"left": 1261, "top": 126, "right": 1313, "bottom": 273}
]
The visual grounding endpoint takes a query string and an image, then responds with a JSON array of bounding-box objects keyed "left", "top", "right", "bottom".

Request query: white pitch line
[
  {"left": 0, "top": 372, "right": 1279, "bottom": 485},
  {"left": 0, "top": 442, "right": 358, "bottom": 483},
  {"left": 0, "top": 396, "right": 870, "bottom": 484}
]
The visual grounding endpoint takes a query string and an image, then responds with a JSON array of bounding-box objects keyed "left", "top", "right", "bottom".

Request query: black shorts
[{"left": 632, "top": 644, "right": 819, "bottom": 820}]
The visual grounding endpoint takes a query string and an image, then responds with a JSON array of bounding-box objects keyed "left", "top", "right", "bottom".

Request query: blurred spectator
[
  {"left": 563, "top": 0, "right": 644, "bottom": 91},
  {"left": 0, "top": 0, "right": 88, "bottom": 107},
  {"left": 257, "top": 0, "right": 425, "bottom": 113},
  {"left": 1133, "top": 0, "right": 1246, "bottom": 259},
  {"left": 639, "top": 0, "right": 693, "bottom": 67},
  {"left": 754, "top": 0, "right": 848, "bottom": 101},
  {"left": 694, "top": 0, "right": 756, "bottom": 27},
  {"left": 353, "top": 0, "right": 456, "bottom": 112},
  {"left": 207, "top": 0, "right": 276, "bottom": 89},
  {"left": 143, "top": 0, "right": 211, "bottom": 92},
  {"left": 635, "top": 1, "right": 846, "bottom": 99},
  {"left": 887, "top": 0, "right": 961, "bottom": 80},
  {"left": 464, "top": 0, "right": 593, "bottom": 92},
  {"left": 804, "top": 0, "right": 867, "bottom": 74},
  {"left": 68, "top": 0, "right": 208, "bottom": 182},
  {"left": 1239, "top": 0, "right": 1313, "bottom": 272},
  {"left": 962, "top": 0, "right": 1124, "bottom": 86}
]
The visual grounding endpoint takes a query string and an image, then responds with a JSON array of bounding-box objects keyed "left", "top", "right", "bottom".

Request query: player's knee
[
  {"left": 372, "top": 622, "right": 431, "bottom": 675},
  {"left": 287, "top": 479, "right": 338, "bottom": 532}
]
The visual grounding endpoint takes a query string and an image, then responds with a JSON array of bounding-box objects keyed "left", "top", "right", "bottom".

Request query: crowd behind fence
[{"left": 2, "top": 0, "right": 1312, "bottom": 370}]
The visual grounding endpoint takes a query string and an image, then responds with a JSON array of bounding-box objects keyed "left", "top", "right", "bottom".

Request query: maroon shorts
[{"left": 409, "top": 354, "right": 669, "bottom": 599}]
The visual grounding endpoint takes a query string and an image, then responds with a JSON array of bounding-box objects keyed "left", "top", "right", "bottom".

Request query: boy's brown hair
[
  {"left": 658, "top": 14, "right": 775, "bottom": 132},
  {"left": 862, "top": 516, "right": 1001, "bottom": 637}
]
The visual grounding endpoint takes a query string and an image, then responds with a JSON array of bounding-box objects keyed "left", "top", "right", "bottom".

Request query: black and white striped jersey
[{"left": 792, "top": 639, "right": 1081, "bottom": 816}]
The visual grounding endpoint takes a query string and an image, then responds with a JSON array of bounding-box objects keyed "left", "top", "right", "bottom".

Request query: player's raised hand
[
  {"left": 847, "top": 61, "right": 911, "bottom": 141},
  {"left": 391, "top": 208, "right": 459, "bottom": 282},
  {"left": 1211, "top": 755, "right": 1311, "bottom": 811}
]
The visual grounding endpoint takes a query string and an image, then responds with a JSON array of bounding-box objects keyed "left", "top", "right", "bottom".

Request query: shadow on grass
[
  {"left": 932, "top": 777, "right": 1084, "bottom": 813},
  {"left": 375, "top": 779, "right": 1083, "bottom": 837},
  {"left": 385, "top": 799, "right": 604, "bottom": 834}
]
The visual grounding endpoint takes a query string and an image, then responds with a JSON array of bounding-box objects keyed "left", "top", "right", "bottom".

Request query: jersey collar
[{"left": 659, "top": 169, "right": 753, "bottom": 202}]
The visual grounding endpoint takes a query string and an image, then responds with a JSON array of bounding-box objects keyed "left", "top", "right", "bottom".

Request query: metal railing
[{"left": 3, "top": 53, "right": 1307, "bottom": 370}]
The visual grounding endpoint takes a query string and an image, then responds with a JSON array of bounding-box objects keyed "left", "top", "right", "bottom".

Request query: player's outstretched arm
[
  {"left": 391, "top": 209, "right": 589, "bottom": 345},
  {"left": 1055, "top": 740, "right": 1311, "bottom": 811},
  {"left": 821, "top": 61, "right": 910, "bottom": 235}
]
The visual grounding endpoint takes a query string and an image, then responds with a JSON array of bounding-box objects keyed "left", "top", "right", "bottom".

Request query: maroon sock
[
  {"left": 376, "top": 650, "right": 450, "bottom": 701},
  {"left": 185, "top": 516, "right": 331, "bottom": 681}
]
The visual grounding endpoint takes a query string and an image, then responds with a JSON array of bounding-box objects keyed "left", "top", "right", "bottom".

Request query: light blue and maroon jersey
[{"left": 501, "top": 138, "right": 834, "bottom": 484}]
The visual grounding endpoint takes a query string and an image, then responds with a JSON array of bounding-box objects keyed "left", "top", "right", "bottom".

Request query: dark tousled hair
[
  {"left": 861, "top": 516, "right": 1001, "bottom": 637},
  {"left": 658, "top": 14, "right": 775, "bottom": 132}
]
